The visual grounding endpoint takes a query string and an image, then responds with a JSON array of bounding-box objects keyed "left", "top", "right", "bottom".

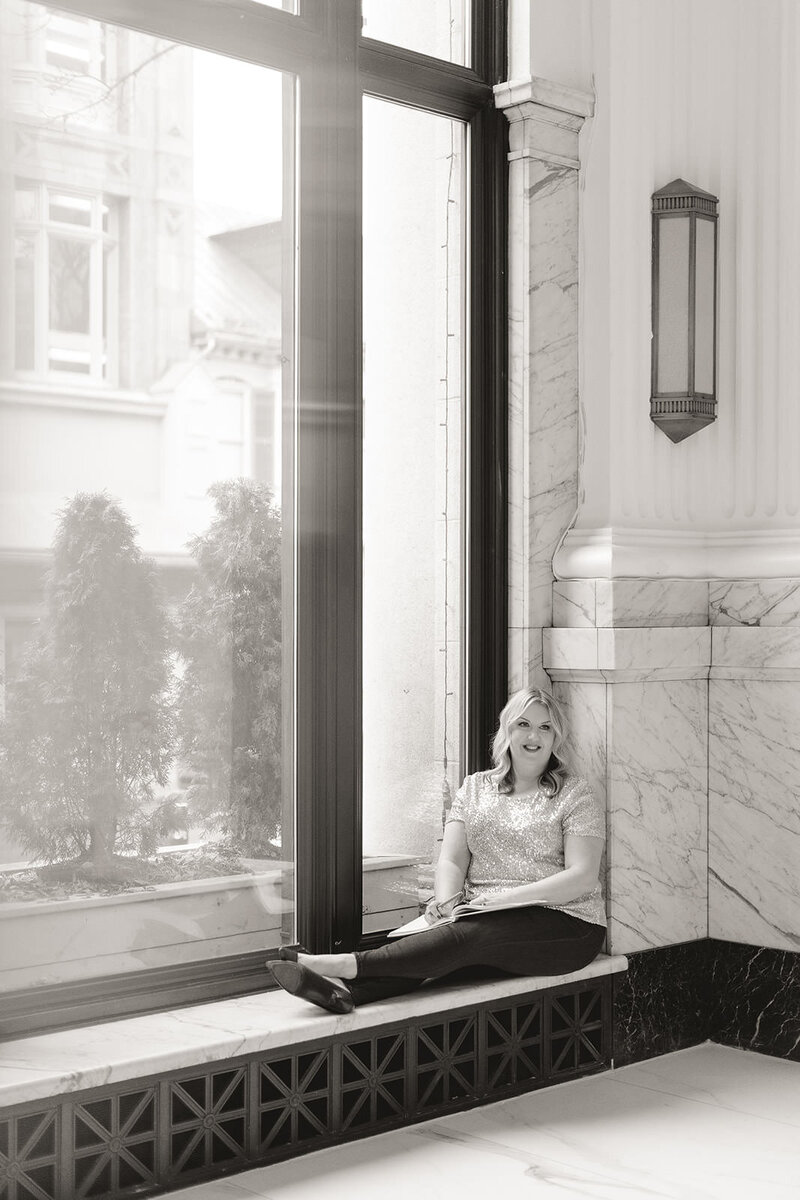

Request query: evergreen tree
[
  {"left": 176, "top": 479, "right": 283, "bottom": 856},
  {"left": 0, "top": 493, "right": 174, "bottom": 877}
]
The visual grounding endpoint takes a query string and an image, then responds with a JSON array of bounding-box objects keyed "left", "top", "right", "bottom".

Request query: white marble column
[{"left": 494, "top": 78, "right": 594, "bottom": 692}]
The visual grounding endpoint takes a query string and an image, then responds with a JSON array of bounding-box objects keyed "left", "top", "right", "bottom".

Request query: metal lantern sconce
[{"left": 650, "top": 178, "right": 719, "bottom": 443}]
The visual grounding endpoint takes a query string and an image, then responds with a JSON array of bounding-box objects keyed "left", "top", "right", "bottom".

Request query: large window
[{"left": 0, "top": 0, "right": 506, "bottom": 1033}]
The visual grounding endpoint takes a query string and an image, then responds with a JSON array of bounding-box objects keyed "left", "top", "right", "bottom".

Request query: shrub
[
  {"left": 175, "top": 478, "right": 283, "bottom": 857},
  {"left": 0, "top": 493, "right": 174, "bottom": 876}
]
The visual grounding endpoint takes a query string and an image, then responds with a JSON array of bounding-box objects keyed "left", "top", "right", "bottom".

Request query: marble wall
[
  {"left": 496, "top": 69, "right": 800, "bottom": 1056},
  {"left": 547, "top": 577, "right": 800, "bottom": 965},
  {"left": 708, "top": 582, "right": 800, "bottom": 953},
  {"left": 548, "top": 586, "right": 710, "bottom": 959}
]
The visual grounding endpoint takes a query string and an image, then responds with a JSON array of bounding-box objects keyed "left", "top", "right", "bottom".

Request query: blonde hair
[{"left": 490, "top": 687, "right": 571, "bottom": 797}]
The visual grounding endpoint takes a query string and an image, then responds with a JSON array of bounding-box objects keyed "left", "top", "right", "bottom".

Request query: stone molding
[
  {"left": 554, "top": 526, "right": 800, "bottom": 581},
  {"left": 494, "top": 76, "right": 595, "bottom": 168}
]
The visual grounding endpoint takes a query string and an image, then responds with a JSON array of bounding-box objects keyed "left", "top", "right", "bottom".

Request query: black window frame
[{"left": 0, "top": 0, "right": 507, "bottom": 1036}]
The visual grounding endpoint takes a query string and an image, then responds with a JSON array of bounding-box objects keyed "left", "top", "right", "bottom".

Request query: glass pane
[
  {"left": 694, "top": 217, "right": 715, "bottom": 395},
  {"left": 15, "top": 183, "right": 37, "bottom": 221},
  {"left": 49, "top": 192, "right": 93, "bottom": 226},
  {"left": 362, "top": 97, "right": 466, "bottom": 934},
  {"left": 49, "top": 236, "right": 91, "bottom": 333},
  {"left": 0, "top": 3, "right": 296, "bottom": 992},
  {"left": 656, "top": 216, "right": 690, "bottom": 394},
  {"left": 46, "top": 13, "right": 94, "bottom": 74},
  {"left": 14, "top": 235, "right": 35, "bottom": 370},
  {"left": 361, "top": 0, "right": 469, "bottom": 66},
  {"left": 48, "top": 345, "right": 91, "bottom": 373}
]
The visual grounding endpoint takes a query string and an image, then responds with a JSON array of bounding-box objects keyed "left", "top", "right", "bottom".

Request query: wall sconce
[{"left": 650, "top": 178, "right": 718, "bottom": 443}]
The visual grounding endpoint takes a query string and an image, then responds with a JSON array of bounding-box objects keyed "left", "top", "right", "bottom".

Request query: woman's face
[{"left": 508, "top": 700, "right": 557, "bottom": 779}]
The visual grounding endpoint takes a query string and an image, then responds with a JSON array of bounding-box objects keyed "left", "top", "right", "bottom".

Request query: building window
[
  {"left": 0, "top": 0, "right": 507, "bottom": 1033},
  {"left": 44, "top": 9, "right": 107, "bottom": 78},
  {"left": 14, "top": 181, "right": 117, "bottom": 382}
]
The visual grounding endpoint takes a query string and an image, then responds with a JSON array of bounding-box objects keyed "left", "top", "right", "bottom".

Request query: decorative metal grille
[
  {"left": 259, "top": 1048, "right": 332, "bottom": 1151},
  {"left": 0, "top": 1110, "right": 59, "bottom": 1200},
  {"left": 1, "top": 975, "right": 614, "bottom": 1200},
  {"left": 416, "top": 1016, "right": 478, "bottom": 1112},
  {"left": 485, "top": 999, "right": 543, "bottom": 1093},
  {"left": 549, "top": 986, "right": 605, "bottom": 1078},
  {"left": 73, "top": 1089, "right": 157, "bottom": 1198},
  {"left": 167, "top": 1068, "right": 248, "bottom": 1182}
]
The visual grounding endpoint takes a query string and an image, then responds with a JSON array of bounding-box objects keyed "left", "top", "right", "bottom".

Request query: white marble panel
[
  {"left": 552, "top": 580, "right": 597, "bottom": 627},
  {"left": 709, "top": 680, "right": 800, "bottom": 950},
  {"left": 596, "top": 580, "right": 709, "bottom": 628},
  {"left": 711, "top": 626, "right": 800, "bottom": 669},
  {"left": 710, "top": 580, "right": 800, "bottom": 626},
  {"left": 598, "top": 627, "right": 711, "bottom": 672},
  {"left": 553, "top": 580, "right": 709, "bottom": 629},
  {"left": 606, "top": 679, "right": 708, "bottom": 954},
  {"left": 542, "top": 626, "right": 597, "bottom": 670},
  {"left": 552, "top": 680, "right": 609, "bottom": 931},
  {"left": 0, "top": 954, "right": 627, "bottom": 1107},
  {"left": 544, "top": 627, "right": 711, "bottom": 675}
]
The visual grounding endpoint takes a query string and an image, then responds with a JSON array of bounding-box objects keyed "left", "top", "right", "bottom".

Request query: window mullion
[{"left": 295, "top": 1, "right": 363, "bottom": 955}]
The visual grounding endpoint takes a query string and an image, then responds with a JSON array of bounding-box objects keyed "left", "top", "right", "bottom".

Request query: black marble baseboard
[
  {"left": 710, "top": 940, "right": 800, "bottom": 1059},
  {"left": 612, "top": 938, "right": 800, "bottom": 1067},
  {"left": 612, "top": 941, "right": 711, "bottom": 1067}
]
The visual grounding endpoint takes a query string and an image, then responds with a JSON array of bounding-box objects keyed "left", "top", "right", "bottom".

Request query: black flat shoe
[
  {"left": 277, "top": 943, "right": 310, "bottom": 962},
  {"left": 268, "top": 960, "right": 355, "bottom": 1014}
]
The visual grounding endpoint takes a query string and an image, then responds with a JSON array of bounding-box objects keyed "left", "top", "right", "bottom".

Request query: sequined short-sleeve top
[{"left": 446, "top": 771, "right": 606, "bottom": 927}]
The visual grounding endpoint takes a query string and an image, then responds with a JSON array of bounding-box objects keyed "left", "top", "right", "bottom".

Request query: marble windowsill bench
[{"left": 0, "top": 953, "right": 627, "bottom": 1110}]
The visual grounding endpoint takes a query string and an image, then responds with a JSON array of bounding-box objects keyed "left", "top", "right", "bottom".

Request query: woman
[{"left": 268, "top": 687, "right": 606, "bottom": 1013}]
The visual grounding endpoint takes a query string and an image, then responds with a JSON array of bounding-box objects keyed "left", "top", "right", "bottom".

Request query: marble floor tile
[{"left": 167, "top": 1044, "right": 800, "bottom": 1200}]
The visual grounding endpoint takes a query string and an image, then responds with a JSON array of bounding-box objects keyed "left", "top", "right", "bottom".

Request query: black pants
[{"left": 350, "top": 906, "right": 606, "bottom": 1006}]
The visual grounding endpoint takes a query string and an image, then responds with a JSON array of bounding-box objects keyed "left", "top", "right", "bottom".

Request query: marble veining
[
  {"left": 168, "top": 1044, "right": 800, "bottom": 1200},
  {"left": 612, "top": 941, "right": 712, "bottom": 1066},
  {"left": 606, "top": 679, "right": 708, "bottom": 954},
  {"left": 711, "top": 625, "right": 800, "bottom": 669},
  {"left": 544, "top": 626, "right": 711, "bottom": 673},
  {"left": 710, "top": 580, "right": 800, "bottom": 627},
  {"left": 710, "top": 940, "right": 800, "bottom": 1060},
  {"left": 709, "top": 680, "right": 800, "bottom": 951},
  {"left": 613, "top": 940, "right": 800, "bottom": 1066},
  {"left": 504, "top": 85, "right": 584, "bottom": 693},
  {"left": 553, "top": 580, "right": 709, "bottom": 628}
]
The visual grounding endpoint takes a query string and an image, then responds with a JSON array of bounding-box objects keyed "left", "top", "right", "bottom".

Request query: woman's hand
[{"left": 424, "top": 890, "right": 464, "bottom": 924}]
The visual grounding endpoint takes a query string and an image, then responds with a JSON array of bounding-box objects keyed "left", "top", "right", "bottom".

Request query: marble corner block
[
  {"left": 606, "top": 680, "right": 708, "bottom": 955},
  {"left": 508, "top": 624, "right": 549, "bottom": 693},
  {"left": 711, "top": 626, "right": 800, "bottom": 677},
  {"left": 709, "top": 680, "right": 800, "bottom": 952},
  {"left": 553, "top": 580, "right": 709, "bottom": 629},
  {"left": 552, "top": 580, "right": 597, "bottom": 627},
  {"left": 710, "top": 579, "right": 800, "bottom": 627},
  {"left": 544, "top": 626, "right": 710, "bottom": 678}
]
